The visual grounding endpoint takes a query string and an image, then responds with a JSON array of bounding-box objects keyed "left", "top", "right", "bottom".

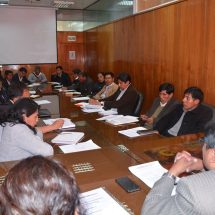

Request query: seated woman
[
  {"left": 0, "top": 98, "right": 53, "bottom": 162},
  {"left": 0, "top": 156, "right": 84, "bottom": 215},
  {"left": 92, "top": 72, "right": 105, "bottom": 95}
]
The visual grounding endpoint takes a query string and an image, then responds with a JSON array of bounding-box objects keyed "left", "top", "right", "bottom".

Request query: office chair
[{"left": 133, "top": 91, "right": 144, "bottom": 116}]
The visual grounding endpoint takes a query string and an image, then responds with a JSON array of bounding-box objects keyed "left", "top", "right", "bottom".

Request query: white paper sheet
[
  {"left": 80, "top": 187, "right": 130, "bottom": 215},
  {"left": 51, "top": 132, "right": 84, "bottom": 145},
  {"left": 98, "top": 109, "right": 118, "bottom": 116},
  {"left": 82, "top": 108, "right": 103, "bottom": 113},
  {"left": 129, "top": 161, "right": 179, "bottom": 195},
  {"left": 35, "top": 100, "right": 51, "bottom": 105},
  {"left": 73, "top": 97, "right": 90, "bottom": 101},
  {"left": 118, "top": 126, "right": 147, "bottom": 137},
  {"left": 129, "top": 161, "right": 168, "bottom": 188},
  {"left": 29, "top": 90, "right": 36, "bottom": 94},
  {"left": 30, "top": 95, "right": 40, "bottom": 99},
  {"left": 43, "top": 118, "right": 75, "bottom": 129},
  {"left": 106, "top": 115, "right": 139, "bottom": 125},
  {"left": 96, "top": 115, "right": 123, "bottom": 121},
  {"left": 28, "top": 83, "right": 41, "bottom": 87},
  {"left": 59, "top": 139, "right": 101, "bottom": 153}
]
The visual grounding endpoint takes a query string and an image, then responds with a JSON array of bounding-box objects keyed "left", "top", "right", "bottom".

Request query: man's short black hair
[
  {"left": 56, "top": 66, "right": 63, "bottom": 70},
  {"left": 117, "top": 72, "right": 131, "bottom": 83},
  {"left": 4, "top": 70, "right": 13, "bottom": 76},
  {"left": 159, "top": 82, "right": 174, "bottom": 94},
  {"left": 72, "top": 68, "right": 81, "bottom": 75},
  {"left": 203, "top": 122, "right": 215, "bottom": 149},
  {"left": 7, "top": 82, "right": 28, "bottom": 100},
  {"left": 104, "top": 72, "right": 114, "bottom": 78},
  {"left": 19, "top": 67, "right": 27, "bottom": 73},
  {"left": 79, "top": 72, "right": 88, "bottom": 78},
  {"left": 184, "top": 86, "right": 204, "bottom": 103}
]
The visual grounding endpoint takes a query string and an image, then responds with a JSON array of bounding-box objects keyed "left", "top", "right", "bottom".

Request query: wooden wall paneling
[
  {"left": 97, "top": 24, "right": 114, "bottom": 74},
  {"left": 84, "top": 28, "right": 98, "bottom": 80},
  {"left": 202, "top": 0, "right": 215, "bottom": 104}
]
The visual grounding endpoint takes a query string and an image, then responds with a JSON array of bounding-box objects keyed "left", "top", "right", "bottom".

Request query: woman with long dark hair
[{"left": 0, "top": 98, "right": 53, "bottom": 162}]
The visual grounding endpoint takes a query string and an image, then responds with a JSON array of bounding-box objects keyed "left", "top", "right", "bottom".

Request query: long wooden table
[{"left": 0, "top": 85, "right": 204, "bottom": 214}]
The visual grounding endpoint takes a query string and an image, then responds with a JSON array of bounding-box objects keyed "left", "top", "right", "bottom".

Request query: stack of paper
[
  {"left": 28, "top": 83, "right": 41, "bottom": 87},
  {"left": 29, "top": 90, "right": 36, "bottom": 94},
  {"left": 30, "top": 95, "right": 40, "bottom": 99},
  {"left": 118, "top": 126, "right": 147, "bottom": 138},
  {"left": 98, "top": 109, "right": 118, "bottom": 116},
  {"left": 72, "top": 96, "right": 90, "bottom": 101},
  {"left": 106, "top": 115, "right": 139, "bottom": 125},
  {"left": 59, "top": 139, "right": 101, "bottom": 153},
  {"left": 80, "top": 187, "right": 130, "bottom": 215},
  {"left": 51, "top": 132, "right": 84, "bottom": 145},
  {"left": 82, "top": 108, "right": 103, "bottom": 113},
  {"left": 35, "top": 100, "right": 51, "bottom": 105},
  {"left": 82, "top": 104, "right": 103, "bottom": 113},
  {"left": 43, "top": 118, "right": 76, "bottom": 129}
]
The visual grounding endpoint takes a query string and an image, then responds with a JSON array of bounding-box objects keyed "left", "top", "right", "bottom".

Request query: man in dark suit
[
  {"left": 93, "top": 72, "right": 139, "bottom": 116},
  {"left": 141, "top": 82, "right": 179, "bottom": 129},
  {"left": 12, "top": 67, "right": 31, "bottom": 85},
  {"left": 155, "top": 86, "right": 212, "bottom": 136},
  {"left": 51, "top": 66, "right": 71, "bottom": 87},
  {"left": 2, "top": 70, "right": 13, "bottom": 90}
]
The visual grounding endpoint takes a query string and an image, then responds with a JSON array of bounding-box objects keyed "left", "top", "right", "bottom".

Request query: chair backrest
[
  {"left": 133, "top": 91, "right": 144, "bottom": 116},
  {"left": 202, "top": 103, "right": 215, "bottom": 126}
]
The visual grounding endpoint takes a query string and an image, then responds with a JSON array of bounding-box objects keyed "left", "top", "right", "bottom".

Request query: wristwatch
[{"left": 162, "top": 172, "right": 176, "bottom": 183}]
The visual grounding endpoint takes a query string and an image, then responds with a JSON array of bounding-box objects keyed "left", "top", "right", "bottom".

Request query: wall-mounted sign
[
  {"left": 67, "top": 35, "right": 77, "bottom": 41},
  {"left": 69, "top": 51, "right": 76, "bottom": 60}
]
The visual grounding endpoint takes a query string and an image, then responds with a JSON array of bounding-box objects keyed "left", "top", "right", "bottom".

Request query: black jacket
[
  {"left": 12, "top": 73, "right": 31, "bottom": 85},
  {"left": 103, "top": 85, "right": 139, "bottom": 116},
  {"left": 51, "top": 72, "right": 71, "bottom": 87},
  {"left": 155, "top": 103, "right": 213, "bottom": 136}
]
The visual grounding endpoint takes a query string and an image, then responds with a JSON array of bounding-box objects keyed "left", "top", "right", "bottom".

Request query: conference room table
[{"left": 0, "top": 85, "right": 204, "bottom": 214}]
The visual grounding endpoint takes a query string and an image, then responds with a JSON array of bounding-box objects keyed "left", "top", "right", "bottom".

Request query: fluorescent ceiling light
[{"left": 118, "top": 0, "right": 133, "bottom": 6}]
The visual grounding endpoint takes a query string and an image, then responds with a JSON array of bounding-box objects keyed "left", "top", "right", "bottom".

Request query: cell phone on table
[
  {"left": 136, "top": 129, "right": 157, "bottom": 135},
  {"left": 115, "top": 176, "right": 141, "bottom": 193}
]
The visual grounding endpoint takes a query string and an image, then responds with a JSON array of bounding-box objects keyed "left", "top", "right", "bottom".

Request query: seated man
[
  {"left": 2, "top": 70, "right": 13, "bottom": 90},
  {"left": 51, "top": 65, "right": 71, "bottom": 87},
  {"left": 12, "top": 67, "right": 31, "bottom": 85},
  {"left": 90, "top": 72, "right": 118, "bottom": 101},
  {"left": 141, "top": 82, "right": 179, "bottom": 129},
  {"left": 68, "top": 68, "right": 81, "bottom": 90},
  {"left": 155, "top": 86, "right": 212, "bottom": 136},
  {"left": 75, "top": 72, "right": 94, "bottom": 96},
  {"left": 92, "top": 72, "right": 139, "bottom": 116},
  {"left": 141, "top": 122, "right": 215, "bottom": 215},
  {"left": 28, "top": 66, "right": 47, "bottom": 83}
]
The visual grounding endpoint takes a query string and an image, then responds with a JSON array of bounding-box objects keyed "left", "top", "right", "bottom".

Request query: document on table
[
  {"left": 129, "top": 161, "right": 179, "bottom": 195},
  {"left": 118, "top": 126, "right": 147, "bottom": 137},
  {"left": 28, "top": 83, "right": 41, "bottom": 87},
  {"left": 35, "top": 100, "right": 51, "bottom": 105},
  {"left": 51, "top": 132, "right": 84, "bottom": 145},
  {"left": 59, "top": 139, "right": 101, "bottom": 153},
  {"left": 72, "top": 96, "right": 90, "bottom": 101},
  {"left": 43, "top": 118, "right": 76, "bottom": 129},
  {"left": 29, "top": 90, "right": 36, "bottom": 94},
  {"left": 82, "top": 108, "right": 103, "bottom": 113},
  {"left": 82, "top": 104, "right": 103, "bottom": 113},
  {"left": 96, "top": 114, "right": 123, "bottom": 121},
  {"left": 80, "top": 187, "right": 130, "bottom": 215},
  {"left": 106, "top": 115, "right": 139, "bottom": 125},
  {"left": 30, "top": 95, "right": 40, "bottom": 99},
  {"left": 98, "top": 108, "right": 118, "bottom": 116}
]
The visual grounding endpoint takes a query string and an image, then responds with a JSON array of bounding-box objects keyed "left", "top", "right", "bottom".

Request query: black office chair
[{"left": 133, "top": 91, "right": 144, "bottom": 116}]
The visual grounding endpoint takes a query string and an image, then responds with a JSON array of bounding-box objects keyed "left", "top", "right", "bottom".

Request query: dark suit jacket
[
  {"left": 2, "top": 79, "right": 11, "bottom": 90},
  {"left": 102, "top": 85, "right": 139, "bottom": 116},
  {"left": 155, "top": 103, "right": 213, "bottom": 136},
  {"left": 146, "top": 97, "right": 179, "bottom": 127},
  {"left": 51, "top": 72, "right": 71, "bottom": 87},
  {"left": 76, "top": 77, "right": 94, "bottom": 96},
  {"left": 12, "top": 73, "right": 31, "bottom": 85}
]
